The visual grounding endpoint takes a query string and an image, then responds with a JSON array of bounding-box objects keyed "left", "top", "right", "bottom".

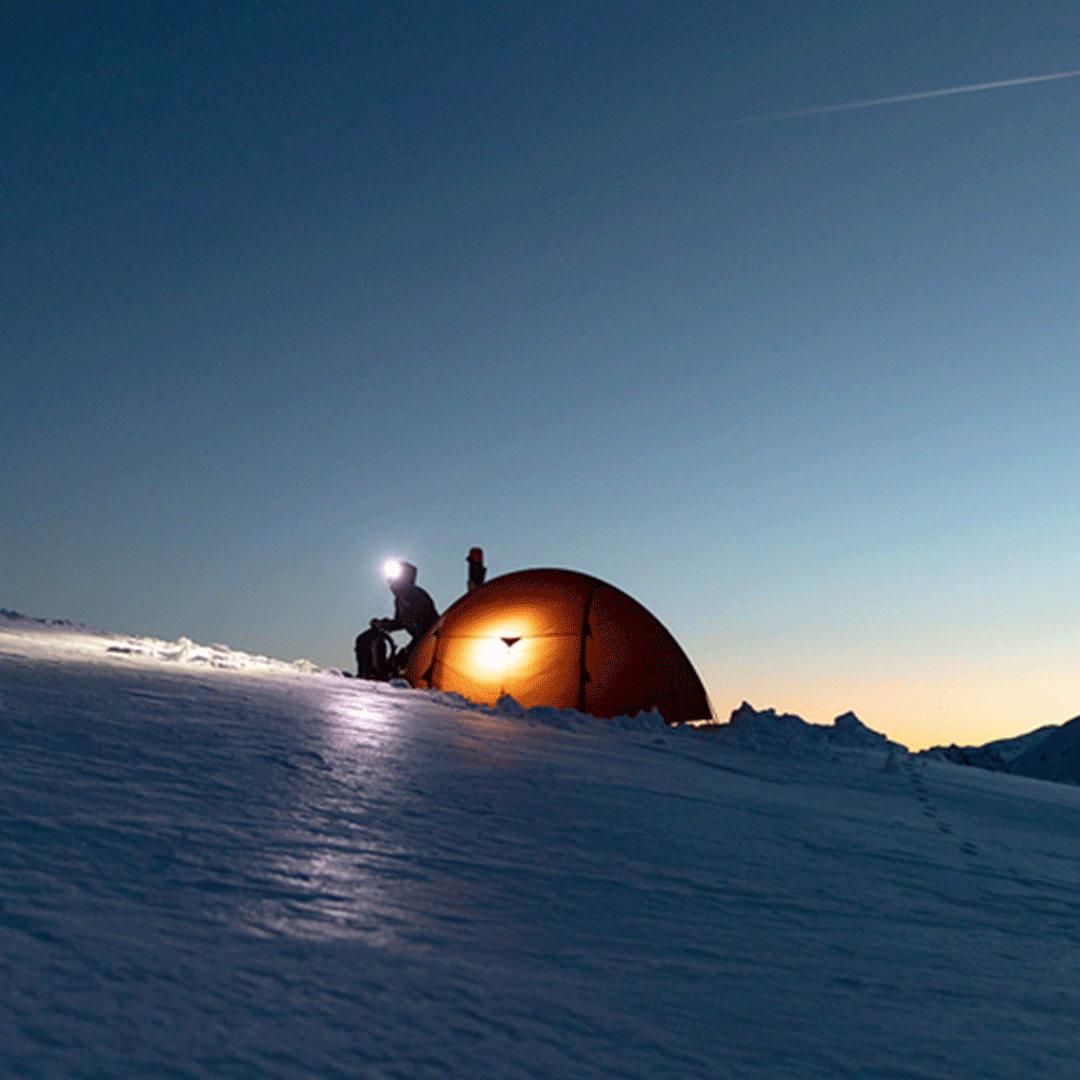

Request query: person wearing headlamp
[{"left": 360, "top": 560, "right": 439, "bottom": 676}]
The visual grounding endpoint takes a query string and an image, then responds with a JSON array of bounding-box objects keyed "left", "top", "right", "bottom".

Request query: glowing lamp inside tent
[
  {"left": 404, "top": 568, "right": 712, "bottom": 723},
  {"left": 473, "top": 635, "right": 509, "bottom": 675},
  {"left": 468, "top": 618, "right": 534, "bottom": 680}
]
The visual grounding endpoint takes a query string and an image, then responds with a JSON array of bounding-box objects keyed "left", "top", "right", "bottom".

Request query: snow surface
[{"left": 2, "top": 615, "right": 1080, "bottom": 1078}]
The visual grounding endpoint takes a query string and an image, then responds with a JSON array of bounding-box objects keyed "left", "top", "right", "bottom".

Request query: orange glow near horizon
[{"left": 700, "top": 653, "right": 1080, "bottom": 752}]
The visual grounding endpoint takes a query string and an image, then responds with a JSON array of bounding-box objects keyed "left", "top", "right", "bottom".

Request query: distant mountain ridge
[
  {"left": 1005, "top": 715, "right": 1080, "bottom": 784},
  {"left": 920, "top": 716, "right": 1080, "bottom": 785}
]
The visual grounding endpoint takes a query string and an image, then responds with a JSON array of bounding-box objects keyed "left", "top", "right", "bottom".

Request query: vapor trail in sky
[{"left": 734, "top": 68, "right": 1080, "bottom": 123}]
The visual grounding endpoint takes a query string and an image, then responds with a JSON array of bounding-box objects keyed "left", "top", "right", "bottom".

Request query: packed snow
[{"left": 2, "top": 612, "right": 1079, "bottom": 1078}]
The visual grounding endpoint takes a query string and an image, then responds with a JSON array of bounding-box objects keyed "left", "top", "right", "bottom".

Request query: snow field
[{"left": 1, "top": 618, "right": 1079, "bottom": 1078}]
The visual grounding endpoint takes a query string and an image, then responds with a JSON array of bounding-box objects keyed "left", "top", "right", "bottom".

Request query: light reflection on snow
[{"left": 237, "top": 679, "right": 474, "bottom": 948}]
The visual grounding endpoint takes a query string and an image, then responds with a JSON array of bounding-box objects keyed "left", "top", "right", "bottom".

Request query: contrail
[{"left": 732, "top": 68, "right": 1080, "bottom": 124}]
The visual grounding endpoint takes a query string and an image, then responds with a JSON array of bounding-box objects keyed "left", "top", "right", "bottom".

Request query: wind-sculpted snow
[
  {"left": 410, "top": 687, "right": 673, "bottom": 734},
  {"left": 2, "top": 617, "right": 1080, "bottom": 1079},
  {"left": 0, "top": 608, "right": 331, "bottom": 674},
  {"left": 697, "top": 699, "right": 901, "bottom": 757}
]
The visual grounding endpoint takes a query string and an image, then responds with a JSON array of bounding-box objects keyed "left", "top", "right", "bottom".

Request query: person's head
[{"left": 386, "top": 560, "right": 418, "bottom": 594}]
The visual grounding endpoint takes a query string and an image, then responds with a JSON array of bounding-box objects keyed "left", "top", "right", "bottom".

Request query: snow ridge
[{"left": 696, "top": 700, "right": 903, "bottom": 756}]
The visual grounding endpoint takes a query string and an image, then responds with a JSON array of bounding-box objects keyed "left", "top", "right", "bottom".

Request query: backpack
[{"left": 355, "top": 628, "right": 395, "bottom": 680}]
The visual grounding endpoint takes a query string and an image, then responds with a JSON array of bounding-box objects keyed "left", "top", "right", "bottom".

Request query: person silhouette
[{"left": 356, "top": 560, "right": 438, "bottom": 678}]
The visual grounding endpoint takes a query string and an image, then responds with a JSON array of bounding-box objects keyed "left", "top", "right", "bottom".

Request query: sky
[{"left": 4, "top": 1, "right": 1080, "bottom": 749}]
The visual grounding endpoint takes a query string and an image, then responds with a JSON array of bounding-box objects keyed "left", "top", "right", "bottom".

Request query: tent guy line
[{"left": 730, "top": 67, "right": 1080, "bottom": 124}]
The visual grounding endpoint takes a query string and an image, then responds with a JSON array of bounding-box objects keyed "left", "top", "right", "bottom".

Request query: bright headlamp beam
[
  {"left": 731, "top": 68, "right": 1080, "bottom": 124},
  {"left": 384, "top": 560, "right": 402, "bottom": 580}
]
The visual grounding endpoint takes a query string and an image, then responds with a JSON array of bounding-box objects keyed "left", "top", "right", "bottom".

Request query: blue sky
[{"left": 5, "top": 1, "right": 1079, "bottom": 747}]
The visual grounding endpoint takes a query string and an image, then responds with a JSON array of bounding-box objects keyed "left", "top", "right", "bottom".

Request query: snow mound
[
  {"left": 111, "top": 634, "right": 329, "bottom": 673},
  {"left": 421, "top": 689, "right": 674, "bottom": 735},
  {"left": 698, "top": 701, "right": 904, "bottom": 756},
  {"left": 0, "top": 609, "right": 332, "bottom": 676}
]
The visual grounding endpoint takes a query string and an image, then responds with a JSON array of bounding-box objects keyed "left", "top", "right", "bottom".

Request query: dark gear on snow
[{"left": 354, "top": 627, "right": 395, "bottom": 680}]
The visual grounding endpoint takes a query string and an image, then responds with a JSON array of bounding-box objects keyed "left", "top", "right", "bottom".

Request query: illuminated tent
[{"left": 404, "top": 568, "right": 712, "bottom": 723}]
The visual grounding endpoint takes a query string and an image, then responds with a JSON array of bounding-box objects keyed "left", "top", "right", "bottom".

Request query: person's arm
[{"left": 372, "top": 596, "right": 407, "bottom": 632}]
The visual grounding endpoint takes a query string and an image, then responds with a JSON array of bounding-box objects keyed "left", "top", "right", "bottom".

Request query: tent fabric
[{"left": 404, "top": 568, "right": 712, "bottom": 723}]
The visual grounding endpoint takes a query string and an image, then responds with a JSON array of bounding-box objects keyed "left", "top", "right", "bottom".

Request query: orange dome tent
[{"left": 404, "top": 568, "right": 712, "bottom": 724}]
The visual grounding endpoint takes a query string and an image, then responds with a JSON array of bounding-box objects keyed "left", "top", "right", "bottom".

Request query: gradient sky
[{"left": 5, "top": 1, "right": 1080, "bottom": 749}]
